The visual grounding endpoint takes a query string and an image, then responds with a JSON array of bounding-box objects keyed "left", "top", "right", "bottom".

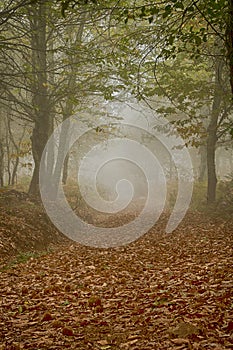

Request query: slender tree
[{"left": 28, "top": 0, "right": 52, "bottom": 196}]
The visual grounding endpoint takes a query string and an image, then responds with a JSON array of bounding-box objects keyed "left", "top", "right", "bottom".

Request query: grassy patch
[{"left": 0, "top": 250, "right": 50, "bottom": 272}]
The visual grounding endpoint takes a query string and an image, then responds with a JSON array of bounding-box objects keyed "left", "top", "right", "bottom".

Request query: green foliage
[
  {"left": 13, "top": 251, "right": 37, "bottom": 264},
  {"left": 186, "top": 177, "right": 233, "bottom": 216},
  {"left": 190, "top": 181, "right": 208, "bottom": 210},
  {"left": 5, "top": 175, "right": 31, "bottom": 192},
  {"left": 216, "top": 174, "right": 233, "bottom": 216},
  {"left": 61, "top": 0, "right": 98, "bottom": 17},
  {"left": 166, "top": 180, "right": 208, "bottom": 211},
  {"left": 138, "top": 53, "right": 218, "bottom": 145},
  {"left": 0, "top": 250, "right": 50, "bottom": 272}
]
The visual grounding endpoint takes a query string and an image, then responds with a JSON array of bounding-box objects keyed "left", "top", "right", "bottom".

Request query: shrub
[{"left": 216, "top": 174, "right": 233, "bottom": 216}]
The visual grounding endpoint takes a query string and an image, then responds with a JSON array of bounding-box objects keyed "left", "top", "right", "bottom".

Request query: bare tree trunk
[
  {"left": 198, "top": 145, "right": 207, "bottom": 182},
  {"left": 5, "top": 123, "right": 11, "bottom": 186},
  {"left": 0, "top": 116, "right": 4, "bottom": 187},
  {"left": 59, "top": 16, "right": 86, "bottom": 188},
  {"left": 49, "top": 118, "right": 70, "bottom": 199},
  {"left": 28, "top": 0, "right": 52, "bottom": 197},
  {"left": 6, "top": 118, "right": 24, "bottom": 186},
  {"left": 226, "top": 0, "right": 233, "bottom": 96},
  {"left": 62, "top": 152, "right": 69, "bottom": 185},
  {"left": 0, "top": 141, "right": 4, "bottom": 187},
  {"left": 11, "top": 156, "right": 19, "bottom": 185},
  {"left": 206, "top": 59, "right": 223, "bottom": 204}
]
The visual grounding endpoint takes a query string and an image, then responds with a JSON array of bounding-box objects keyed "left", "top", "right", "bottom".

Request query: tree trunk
[
  {"left": 207, "top": 132, "right": 218, "bottom": 204},
  {"left": 49, "top": 118, "right": 71, "bottom": 199},
  {"left": 0, "top": 141, "right": 4, "bottom": 187},
  {"left": 226, "top": 0, "right": 233, "bottom": 96},
  {"left": 206, "top": 59, "right": 223, "bottom": 204},
  {"left": 56, "top": 16, "right": 86, "bottom": 191},
  {"left": 0, "top": 116, "right": 4, "bottom": 187},
  {"left": 28, "top": 0, "right": 52, "bottom": 197},
  {"left": 29, "top": 117, "right": 52, "bottom": 196},
  {"left": 6, "top": 116, "right": 22, "bottom": 187},
  {"left": 11, "top": 156, "right": 19, "bottom": 185},
  {"left": 5, "top": 126, "right": 11, "bottom": 186},
  {"left": 198, "top": 145, "right": 207, "bottom": 182},
  {"left": 62, "top": 152, "right": 69, "bottom": 185}
]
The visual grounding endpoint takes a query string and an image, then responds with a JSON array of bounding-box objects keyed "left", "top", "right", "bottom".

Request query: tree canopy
[{"left": 60, "top": 0, "right": 233, "bottom": 97}]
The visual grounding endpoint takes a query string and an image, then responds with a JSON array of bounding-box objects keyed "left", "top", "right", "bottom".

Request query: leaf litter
[{"left": 0, "top": 193, "right": 232, "bottom": 349}]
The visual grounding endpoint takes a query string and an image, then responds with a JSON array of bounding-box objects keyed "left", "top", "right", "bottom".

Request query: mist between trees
[{"left": 0, "top": 0, "right": 233, "bottom": 213}]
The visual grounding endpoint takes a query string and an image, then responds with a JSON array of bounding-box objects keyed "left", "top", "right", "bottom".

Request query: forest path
[{"left": 0, "top": 212, "right": 232, "bottom": 350}]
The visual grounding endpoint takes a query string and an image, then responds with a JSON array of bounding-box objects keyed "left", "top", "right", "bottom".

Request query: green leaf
[
  {"left": 168, "top": 35, "right": 174, "bottom": 45},
  {"left": 148, "top": 16, "right": 154, "bottom": 24},
  {"left": 61, "top": 0, "right": 70, "bottom": 17},
  {"left": 174, "top": 2, "right": 184, "bottom": 9},
  {"left": 163, "top": 5, "right": 172, "bottom": 17},
  {"left": 195, "top": 36, "right": 202, "bottom": 46}
]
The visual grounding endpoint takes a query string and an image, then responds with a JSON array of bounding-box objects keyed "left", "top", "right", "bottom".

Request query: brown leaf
[
  {"left": 52, "top": 319, "right": 63, "bottom": 328},
  {"left": 170, "top": 322, "right": 201, "bottom": 338},
  {"left": 41, "top": 312, "right": 53, "bottom": 322},
  {"left": 171, "top": 338, "right": 190, "bottom": 345},
  {"left": 62, "top": 326, "right": 74, "bottom": 336},
  {"left": 97, "top": 340, "right": 109, "bottom": 346},
  {"left": 227, "top": 320, "right": 233, "bottom": 332},
  {"left": 88, "top": 295, "right": 102, "bottom": 307}
]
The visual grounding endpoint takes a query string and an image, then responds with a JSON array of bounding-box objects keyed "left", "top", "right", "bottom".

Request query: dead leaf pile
[
  {"left": 0, "top": 190, "right": 68, "bottom": 263},
  {"left": 0, "top": 194, "right": 232, "bottom": 349}
]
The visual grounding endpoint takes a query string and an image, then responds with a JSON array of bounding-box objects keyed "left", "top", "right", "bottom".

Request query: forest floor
[{"left": 0, "top": 189, "right": 232, "bottom": 349}]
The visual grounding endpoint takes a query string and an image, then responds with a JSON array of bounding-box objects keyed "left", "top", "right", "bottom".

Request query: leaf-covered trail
[{"left": 0, "top": 213, "right": 232, "bottom": 350}]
